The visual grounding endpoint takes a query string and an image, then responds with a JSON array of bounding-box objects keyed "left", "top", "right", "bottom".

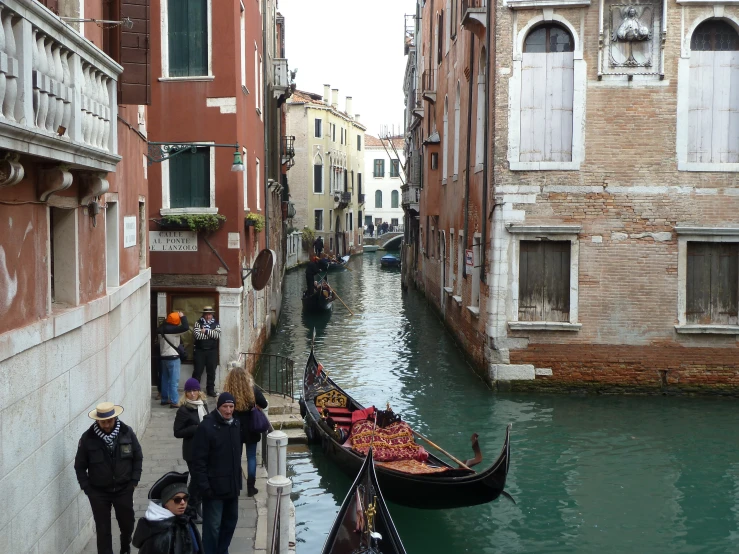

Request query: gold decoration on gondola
[{"left": 316, "top": 389, "right": 348, "bottom": 408}]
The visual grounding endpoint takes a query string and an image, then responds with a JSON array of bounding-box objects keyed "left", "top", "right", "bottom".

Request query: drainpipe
[
  {"left": 462, "top": 33, "right": 475, "bottom": 277},
  {"left": 480, "top": 0, "right": 493, "bottom": 283},
  {"left": 262, "top": 0, "right": 270, "bottom": 249}
]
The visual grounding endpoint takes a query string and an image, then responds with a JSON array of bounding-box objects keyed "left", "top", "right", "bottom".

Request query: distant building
[
  {"left": 364, "top": 135, "right": 405, "bottom": 232},
  {"left": 286, "top": 86, "right": 366, "bottom": 256}
]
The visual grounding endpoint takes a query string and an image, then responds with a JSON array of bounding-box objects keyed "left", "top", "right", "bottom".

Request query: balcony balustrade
[
  {"left": 281, "top": 135, "right": 295, "bottom": 169},
  {"left": 461, "top": 0, "right": 487, "bottom": 35},
  {"left": 358, "top": 193, "right": 365, "bottom": 204},
  {"left": 334, "top": 191, "right": 351, "bottom": 209},
  {"left": 273, "top": 58, "right": 290, "bottom": 94},
  {"left": 402, "top": 184, "right": 420, "bottom": 211},
  {"left": 0, "top": 0, "right": 121, "bottom": 173},
  {"left": 422, "top": 69, "right": 436, "bottom": 103}
]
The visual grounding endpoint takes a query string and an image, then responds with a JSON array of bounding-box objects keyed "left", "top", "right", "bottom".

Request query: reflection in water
[{"left": 268, "top": 255, "right": 739, "bottom": 553}]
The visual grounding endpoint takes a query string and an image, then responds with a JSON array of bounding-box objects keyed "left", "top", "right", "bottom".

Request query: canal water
[{"left": 264, "top": 254, "right": 739, "bottom": 553}]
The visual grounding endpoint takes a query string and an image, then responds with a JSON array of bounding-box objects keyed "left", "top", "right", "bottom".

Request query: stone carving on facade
[
  {"left": 38, "top": 165, "right": 73, "bottom": 201},
  {"left": 0, "top": 153, "right": 24, "bottom": 188}
]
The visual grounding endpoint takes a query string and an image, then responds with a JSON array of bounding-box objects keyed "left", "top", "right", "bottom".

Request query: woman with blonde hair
[
  {"left": 173, "top": 378, "right": 209, "bottom": 521},
  {"left": 222, "top": 364, "right": 268, "bottom": 496}
]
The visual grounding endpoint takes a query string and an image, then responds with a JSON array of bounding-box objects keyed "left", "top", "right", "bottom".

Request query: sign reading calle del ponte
[{"left": 149, "top": 231, "right": 198, "bottom": 252}]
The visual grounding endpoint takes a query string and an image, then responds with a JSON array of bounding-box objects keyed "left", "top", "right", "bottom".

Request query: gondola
[
  {"left": 327, "top": 254, "right": 351, "bottom": 270},
  {"left": 301, "top": 345, "right": 512, "bottom": 509},
  {"left": 322, "top": 448, "right": 407, "bottom": 554},
  {"left": 380, "top": 255, "right": 401, "bottom": 268},
  {"left": 302, "top": 280, "right": 335, "bottom": 313}
]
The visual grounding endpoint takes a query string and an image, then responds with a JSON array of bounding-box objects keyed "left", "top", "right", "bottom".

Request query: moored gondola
[
  {"left": 321, "top": 448, "right": 407, "bottom": 554},
  {"left": 301, "top": 346, "right": 512, "bottom": 509}
]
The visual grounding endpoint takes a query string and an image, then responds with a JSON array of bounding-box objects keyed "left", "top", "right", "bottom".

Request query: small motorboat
[
  {"left": 380, "top": 255, "right": 401, "bottom": 268},
  {"left": 363, "top": 245, "right": 379, "bottom": 253},
  {"left": 321, "top": 448, "right": 407, "bottom": 554},
  {"left": 302, "top": 280, "right": 335, "bottom": 313}
]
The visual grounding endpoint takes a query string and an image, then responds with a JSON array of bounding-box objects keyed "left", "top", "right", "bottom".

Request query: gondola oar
[
  {"left": 411, "top": 429, "right": 473, "bottom": 471},
  {"left": 326, "top": 283, "right": 355, "bottom": 316}
]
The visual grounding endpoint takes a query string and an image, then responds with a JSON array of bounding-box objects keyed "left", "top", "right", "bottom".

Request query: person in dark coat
[
  {"left": 75, "top": 402, "right": 143, "bottom": 554},
  {"left": 157, "top": 312, "right": 190, "bottom": 407},
  {"left": 191, "top": 392, "right": 242, "bottom": 554},
  {"left": 305, "top": 257, "right": 321, "bottom": 293},
  {"left": 173, "top": 378, "right": 210, "bottom": 522},
  {"left": 313, "top": 235, "right": 324, "bottom": 255},
  {"left": 192, "top": 306, "right": 221, "bottom": 397},
  {"left": 133, "top": 471, "right": 203, "bottom": 554},
  {"left": 223, "top": 364, "right": 269, "bottom": 497},
  {"left": 368, "top": 222, "right": 374, "bottom": 237}
]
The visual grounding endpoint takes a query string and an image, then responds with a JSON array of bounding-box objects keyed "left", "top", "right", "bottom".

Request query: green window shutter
[
  {"left": 168, "top": 0, "right": 207, "bottom": 77},
  {"left": 170, "top": 148, "right": 210, "bottom": 208}
]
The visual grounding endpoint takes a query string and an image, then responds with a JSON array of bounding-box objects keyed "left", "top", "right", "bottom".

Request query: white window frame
[
  {"left": 445, "top": 0, "right": 451, "bottom": 55},
  {"left": 160, "top": 0, "right": 214, "bottom": 81},
  {"left": 160, "top": 143, "right": 217, "bottom": 215},
  {"left": 675, "top": 227, "right": 739, "bottom": 334},
  {"left": 242, "top": 147, "right": 248, "bottom": 210},
  {"left": 315, "top": 118, "right": 323, "bottom": 138},
  {"left": 475, "top": 49, "right": 486, "bottom": 170},
  {"left": 453, "top": 81, "right": 461, "bottom": 179},
  {"left": 507, "top": 224, "right": 582, "bottom": 331},
  {"left": 676, "top": 12, "right": 739, "bottom": 172},
  {"left": 442, "top": 95, "right": 449, "bottom": 183},
  {"left": 313, "top": 154, "right": 324, "bottom": 194},
  {"left": 256, "top": 157, "right": 261, "bottom": 210},
  {"left": 314, "top": 209, "right": 324, "bottom": 231},
  {"left": 254, "top": 43, "right": 260, "bottom": 112},
  {"left": 507, "top": 13, "right": 585, "bottom": 171},
  {"left": 259, "top": 54, "right": 264, "bottom": 119},
  {"left": 47, "top": 204, "right": 81, "bottom": 312},
  {"left": 240, "top": 2, "right": 246, "bottom": 90}
]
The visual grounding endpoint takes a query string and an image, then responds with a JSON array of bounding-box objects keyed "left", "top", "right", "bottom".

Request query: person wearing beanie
[
  {"left": 191, "top": 391, "right": 242, "bottom": 553},
  {"left": 133, "top": 472, "right": 203, "bottom": 554},
  {"left": 156, "top": 311, "right": 190, "bottom": 408},
  {"left": 173, "top": 378, "right": 210, "bottom": 523}
]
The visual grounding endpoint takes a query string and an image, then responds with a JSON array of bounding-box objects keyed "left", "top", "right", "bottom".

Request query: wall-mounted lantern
[{"left": 147, "top": 142, "right": 245, "bottom": 173}]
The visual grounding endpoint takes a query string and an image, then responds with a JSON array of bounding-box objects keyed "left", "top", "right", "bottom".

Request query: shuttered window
[
  {"left": 314, "top": 210, "right": 324, "bottom": 231},
  {"left": 390, "top": 160, "right": 400, "bottom": 177},
  {"left": 688, "top": 21, "right": 739, "bottom": 164},
  {"left": 315, "top": 119, "right": 322, "bottom": 138},
  {"left": 314, "top": 164, "right": 323, "bottom": 193},
  {"left": 520, "top": 25, "right": 574, "bottom": 163},
  {"left": 375, "top": 190, "right": 383, "bottom": 208},
  {"left": 168, "top": 0, "right": 208, "bottom": 77},
  {"left": 391, "top": 190, "right": 400, "bottom": 208},
  {"left": 686, "top": 242, "right": 739, "bottom": 325},
  {"left": 518, "top": 241, "right": 571, "bottom": 322},
  {"left": 374, "top": 159, "right": 385, "bottom": 178},
  {"left": 169, "top": 148, "right": 209, "bottom": 208}
]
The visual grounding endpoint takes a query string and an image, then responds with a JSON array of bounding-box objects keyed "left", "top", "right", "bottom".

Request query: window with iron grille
[{"left": 168, "top": 0, "right": 208, "bottom": 77}]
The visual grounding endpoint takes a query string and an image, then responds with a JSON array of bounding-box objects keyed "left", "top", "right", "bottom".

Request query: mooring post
[
  {"left": 267, "top": 430, "right": 288, "bottom": 478},
  {"left": 267, "top": 475, "right": 292, "bottom": 554}
]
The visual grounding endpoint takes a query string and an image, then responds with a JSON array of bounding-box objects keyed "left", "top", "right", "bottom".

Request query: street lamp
[
  {"left": 147, "top": 142, "right": 245, "bottom": 172},
  {"left": 231, "top": 150, "right": 245, "bottom": 172}
]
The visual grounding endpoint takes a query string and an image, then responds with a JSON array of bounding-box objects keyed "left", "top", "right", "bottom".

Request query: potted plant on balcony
[{"left": 244, "top": 212, "right": 265, "bottom": 232}]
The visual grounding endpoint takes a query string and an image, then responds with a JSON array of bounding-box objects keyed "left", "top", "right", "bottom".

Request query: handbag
[
  {"left": 161, "top": 333, "right": 187, "bottom": 362},
  {"left": 249, "top": 407, "right": 271, "bottom": 434}
]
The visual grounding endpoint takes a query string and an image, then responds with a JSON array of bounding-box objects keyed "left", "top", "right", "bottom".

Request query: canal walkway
[{"left": 82, "top": 395, "right": 298, "bottom": 554}]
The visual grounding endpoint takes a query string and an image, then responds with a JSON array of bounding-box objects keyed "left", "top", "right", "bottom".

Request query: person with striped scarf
[{"left": 192, "top": 306, "right": 221, "bottom": 398}]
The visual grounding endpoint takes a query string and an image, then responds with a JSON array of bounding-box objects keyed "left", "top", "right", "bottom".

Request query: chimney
[
  {"left": 331, "top": 88, "right": 339, "bottom": 110},
  {"left": 323, "top": 84, "right": 330, "bottom": 103},
  {"left": 354, "top": 114, "right": 361, "bottom": 124},
  {"left": 345, "top": 96, "right": 353, "bottom": 118}
]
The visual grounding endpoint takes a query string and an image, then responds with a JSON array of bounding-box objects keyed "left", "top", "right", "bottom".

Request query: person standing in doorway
[
  {"left": 314, "top": 235, "right": 324, "bottom": 255},
  {"left": 75, "top": 402, "right": 143, "bottom": 554},
  {"left": 191, "top": 392, "right": 242, "bottom": 554},
  {"left": 193, "top": 306, "right": 221, "bottom": 398},
  {"left": 157, "top": 311, "right": 190, "bottom": 408}
]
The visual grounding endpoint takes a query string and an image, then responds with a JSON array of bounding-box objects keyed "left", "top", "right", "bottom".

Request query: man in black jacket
[
  {"left": 192, "top": 306, "right": 221, "bottom": 397},
  {"left": 191, "top": 392, "right": 242, "bottom": 554},
  {"left": 75, "top": 402, "right": 143, "bottom": 554}
]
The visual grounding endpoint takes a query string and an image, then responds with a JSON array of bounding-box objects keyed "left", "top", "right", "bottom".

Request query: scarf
[
  {"left": 186, "top": 399, "right": 207, "bottom": 422},
  {"left": 94, "top": 419, "right": 121, "bottom": 453}
]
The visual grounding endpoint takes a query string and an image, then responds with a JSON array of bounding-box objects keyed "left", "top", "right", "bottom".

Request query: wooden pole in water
[{"left": 411, "top": 429, "right": 473, "bottom": 471}]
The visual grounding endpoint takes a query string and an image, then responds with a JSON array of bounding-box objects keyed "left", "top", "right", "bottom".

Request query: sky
[{"left": 278, "top": 0, "right": 416, "bottom": 138}]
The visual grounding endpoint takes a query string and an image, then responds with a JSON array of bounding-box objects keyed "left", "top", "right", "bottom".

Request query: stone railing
[
  {"left": 402, "top": 184, "right": 420, "bottom": 209},
  {"left": 0, "top": 0, "right": 121, "bottom": 173}
]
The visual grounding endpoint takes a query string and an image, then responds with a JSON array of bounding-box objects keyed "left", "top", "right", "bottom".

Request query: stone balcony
[
  {"left": 402, "top": 183, "right": 420, "bottom": 212},
  {"left": 0, "top": 0, "right": 122, "bottom": 174},
  {"left": 273, "top": 58, "right": 290, "bottom": 96},
  {"left": 333, "top": 191, "right": 351, "bottom": 209}
]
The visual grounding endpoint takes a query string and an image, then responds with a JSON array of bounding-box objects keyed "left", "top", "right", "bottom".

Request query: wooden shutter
[
  {"left": 375, "top": 190, "right": 382, "bottom": 208},
  {"left": 687, "top": 242, "right": 739, "bottom": 324},
  {"left": 119, "top": 0, "right": 151, "bottom": 105},
  {"left": 518, "top": 241, "right": 570, "bottom": 321},
  {"left": 170, "top": 149, "right": 209, "bottom": 208},
  {"left": 520, "top": 53, "right": 546, "bottom": 162},
  {"left": 313, "top": 164, "right": 322, "bottom": 193},
  {"left": 688, "top": 51, "right": 712, "bottom": 163},
  {"left": 169, "top": 0, "right": 207, "bottom": 77}
]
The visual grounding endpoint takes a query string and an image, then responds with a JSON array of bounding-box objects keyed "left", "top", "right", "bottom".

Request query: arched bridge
[{"left": 364, "top": 232, "right": 403, "bottom": 250}]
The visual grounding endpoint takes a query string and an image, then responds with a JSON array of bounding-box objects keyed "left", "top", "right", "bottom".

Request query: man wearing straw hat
[
  {"left": 192, "top": 306, "right": 221, "bottom": 398},
  {"left": 74, "top": 402, "right": 143, "bottom": 554}
]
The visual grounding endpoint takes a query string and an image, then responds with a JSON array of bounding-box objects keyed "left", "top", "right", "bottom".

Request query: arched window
[
  {"left": 453, "top": 82, "right": 461, "bottom": 176},
  {"left": 520, "top": 24, "right": 574, "bottom": 162},
  {"left": 391, "top": 190, "right": 399, "bottom": 208},
  {"left": 313, "top": 153, "right": 323, "bottom": 193},
  {"left": 442, "top": 96, "right": 449, "bottom": 180},
  {"left": 688, "top": 20, "right": 739, "bottom": 163},
  {"left": 375, "top": 190, "right": 383, "bottom": 208},
  {"left": 475, "top": 47, "right": 486, "bottom": 166}
]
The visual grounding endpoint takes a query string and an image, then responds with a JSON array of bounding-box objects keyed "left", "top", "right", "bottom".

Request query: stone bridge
[{"left": 363, "top": 232, "right": 403, "bottom": 250}]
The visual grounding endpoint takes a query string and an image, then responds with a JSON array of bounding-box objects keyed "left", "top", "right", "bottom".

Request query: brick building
[
  {"left": 404, "top": 0, "right": 739, "bottom": 393},
  {"left": 147, "top": 0, "right": 293, "bottom": 387},
  {"left": 0, "top": 0, "right": 152, "bottom": 550}
]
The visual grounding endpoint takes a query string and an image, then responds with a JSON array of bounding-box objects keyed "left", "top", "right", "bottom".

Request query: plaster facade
[{"left": 364, "top": 136, "right": 406, "bottom": 231}]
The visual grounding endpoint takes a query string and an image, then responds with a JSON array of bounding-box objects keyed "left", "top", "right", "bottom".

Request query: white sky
[{"left": 278, "top": 0, "right": 416, "bottom": 137}]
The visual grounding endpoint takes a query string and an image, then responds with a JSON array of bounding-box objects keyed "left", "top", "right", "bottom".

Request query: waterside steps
[{"left": 265, "top": 392, "right": 308, "bottom": 444}]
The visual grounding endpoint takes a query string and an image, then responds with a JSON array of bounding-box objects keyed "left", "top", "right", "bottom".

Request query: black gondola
[
  {"left": 322, "top": 448, "right": 407, "bottom": 554},
  {"left": 301, "top": 346, "right": 512, "bottom": 509},
  {"left": 327, "top": 254, "right": 351, "bottom": 271},
  {"left": 302, "top": 283, "right": 335, "bottom": 313}
]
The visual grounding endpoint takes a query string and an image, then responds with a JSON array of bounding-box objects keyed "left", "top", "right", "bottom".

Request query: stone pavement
[{"left": 81, "top": 397, "right": 267, "bottom": 554}]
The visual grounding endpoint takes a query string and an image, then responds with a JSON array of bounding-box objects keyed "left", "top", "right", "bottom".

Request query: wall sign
[
  {"left": 123, "top": 216, "right": 137, "bottom": 248},
  {"left": 228, "top": 232, "right": 240, "bottom": 249},
  {"left": 149, "top": 231, "right": 198, "bottom": 252},
  {"left": 465, "top": 249, "right": 474, "bottom": 269}
]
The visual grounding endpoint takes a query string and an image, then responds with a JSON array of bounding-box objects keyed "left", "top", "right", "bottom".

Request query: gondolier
[
  {"left": 314, "top": 235, "right": 324, "bottom": 255},
  {"left": 192, "top": 306, "right": 221, "bottom": 398}
]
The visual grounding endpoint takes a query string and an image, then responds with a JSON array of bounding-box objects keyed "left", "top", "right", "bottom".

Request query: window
[
  {"left": 315, "top": 118, "right": 322, "bottom": 138},
  {"left": 365, "top": 215, "right": 371, "bottom": 226},
  {"left": 475, "top": 48, "right": 486, "bottom": 166},
  {"left": 686, "top": 242, "right": 738, "bottom": 325},
  {"left": 391, "top": 190, "right": 399, "bottom": 208},
  {"left": 390, "top": 160, "right": 400, "bottom": 178},
  {"left": 255, "top": 157, "right": 261, "bottom": 209},
  {"left": 437, "top": 11, "right": 444, "bottom": 65},
  {"left": 357, "top": 135, "right": 362, "bottom": 151},
  {"left": 358, "top": 210, "right": 363, "bottom": 224},
  {"left": 445, "top": 0, "right": 451, "bottom": 54},
  {"left": 373, "top": 159, "right": 385, "bottom": 178},
  {"left": 451, "top": 0, "right": 457, "bottom": 39},
  {"left": 442, "top": 96, "right": 449, "bottom": 179},
  {"left": 242, "top": 148, "right": 248, "bottom": 209},
  {"left": 240, "top": 3, "right": 246, "bottom": 89},
  {"left": 258, "top": 54, "right": 263, "bottom": 116},
  {"left": 349, "top": 212, "right": 353, "bottom": 231},
  {"left": 391, "top": 218, "right": 399, "bottom": 227},
  {"left": 313, "top": 160, "right": 323, "bottom": 193},
  {"left": 314, "top": 209, "right": 324, "bottom": 231},
  {"left": 687, "top": 20, "right": 739, "bottom": 164},
  {"left": 105, "top": 202, "right": 119, "bottom": 288},
  {"left": 138, "top": 201, "right": 147, "bottom": 270},
  {"left": 375, "top": 190, "right": 383, "bottom": 208},
  {"left": 431, "top": 152, "right": 438, "bottom": 170},
  {"left": 49, "top": 207, "right": 79, "bottom": 309},
  {"left": 518, "top": 241, "right": 571, "bottom": 322},
  {"left": 341, "top": 128, "right": 345, "bottom": 145},
  {"left": 519, "top": 24, "right": 574, "bottom": 164},
  {"left": 332, "top": 124, "right": 336, "bottom": 142},
  {"left": 329, "top": 209, "right": 333, "bottom": 230},
  {"left": 453, "top": 82, "right": 461, "bottom": 176},
  {"left": 168, "top": 0, "right": 208, "bottom": 77},
  {"left": 254, "top": 44, "right": 259, "bottom": 110},
  {"left": 358, "top": 173, "right": 363, "bottom": 196},
  {"left": 170, "top": 148, "right": 210, "bottom": 208}
]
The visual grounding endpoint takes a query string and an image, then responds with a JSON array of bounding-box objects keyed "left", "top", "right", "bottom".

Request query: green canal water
[{"left": 264, "top": 254, "right": 739, "bottom": 553}]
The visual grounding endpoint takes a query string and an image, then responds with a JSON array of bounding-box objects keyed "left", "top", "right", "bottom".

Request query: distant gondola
[
  {"left": 321, "top": 448, "right": 407, "bottom": 554},
  {"left": 327, "top": 255, "right": 351, "bottom": 271},
  {"left": 302, "top": 280, "right": 335, "bottom": 313},
  {"left": 301, "top": 346, "right": 512, "bottom": 509}
]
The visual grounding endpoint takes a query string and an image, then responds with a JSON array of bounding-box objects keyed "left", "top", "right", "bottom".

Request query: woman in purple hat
[{"left": 173, "top": 378, "right": 210, "bottom": 522}]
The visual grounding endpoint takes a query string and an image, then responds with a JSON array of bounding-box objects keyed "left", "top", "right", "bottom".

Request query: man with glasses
[{"left": 133, "top": 471, "right": 203, "bottom": 554}]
